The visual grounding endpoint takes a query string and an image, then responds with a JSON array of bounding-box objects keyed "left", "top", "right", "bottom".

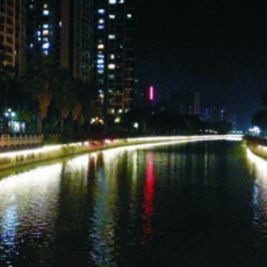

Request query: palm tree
[
  {"left": 37, "top": 85, "right": 52, "bottom": 134},
  {"left": 22, "top": 55, "right": 56, "bottom": 134}
]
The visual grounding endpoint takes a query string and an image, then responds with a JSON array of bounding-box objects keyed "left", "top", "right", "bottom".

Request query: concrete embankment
[
  {"left": 244, "top": 136, "right": 267, "bottom": 160},
  {"left": 0, "top": 135, "right": 242, "bottom": 171}
]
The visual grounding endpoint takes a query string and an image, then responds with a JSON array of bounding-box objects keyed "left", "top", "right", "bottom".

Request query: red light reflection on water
[{"left": 143, "top": 153, "right": 156, "bottom": 241}]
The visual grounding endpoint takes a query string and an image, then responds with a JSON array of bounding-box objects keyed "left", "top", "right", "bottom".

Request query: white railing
[{"left": 0, "top": 135, "right": 43, "bottom": 147}]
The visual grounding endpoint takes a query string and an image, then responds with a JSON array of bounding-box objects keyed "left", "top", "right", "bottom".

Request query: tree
[
  {"left": 252, "top": 110, "right": 267, "bottom": 133},
  {"left": 38, "top": 91, "right": 52, "bottom": 134},
  {"left": 261, "top": 88, "right": 267, "bottom": 109},
  {"left": 251, "top": 87, "right": 267, "bottom": 135},
  {"left": 19, "top": 56, "right": 98, "bottom": 137},
  {"left": 22, "top": 56, "right": 56, "bottom": 134}
]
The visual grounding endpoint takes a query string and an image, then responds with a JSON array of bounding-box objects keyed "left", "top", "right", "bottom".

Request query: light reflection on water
[
  {"left": 2, "top": 142, "right": 267, "bottom": 266},
  {"left": 143, "top": 153, "right": 155, "bottom": 243},
  {"left": 246, "top": 149, "right": 267, "bottom": 231},
  {"left": 0, "top": 164, "right": 62, "bottom": 266},
  {"left": 1, "top": 205, "right": 17, "bottom": 255}
]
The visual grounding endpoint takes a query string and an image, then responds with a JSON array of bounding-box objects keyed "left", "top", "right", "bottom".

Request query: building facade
[
  {"left": 26, "top": 1, "right": 62, "bottom": 65},
  {"left": 1, "top": 0, "right": 135, "bottom": 118},
  {"left": 26, "top": 0, "right": 93, "bottom": 81},
  {"left": 0, "top": 0, "right": 26, "bottom": 74},
  {"left": 94, "top": 0, "right": 135, "bottom": 118}
]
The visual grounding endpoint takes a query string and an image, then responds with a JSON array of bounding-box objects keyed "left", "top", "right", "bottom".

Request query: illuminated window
[
  {"left": 97, "top": 44, "right": 104, "bottom": 49},
  {"left": 98, "top": 9, "right": 105, "bottom": 14},
  {"left": 108, "top": 34, "right": 116, "bottom": 40},
  {"left": 108, "top": 64, "right": 116, "bottom": 70},
  {"left": 109, "top": 0, "right": 116, "bottom": 4},
  {"left": 43, "top": 10, "right": 49, "bottom": 15},
  {"left": 109, "top": 14, "right": 116, "bottom": 19},
  {"left": 42, "top": 42, "right": 50, "bottom": 49}
]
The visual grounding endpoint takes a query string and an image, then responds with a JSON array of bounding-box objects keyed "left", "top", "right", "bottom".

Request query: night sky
[{"left": 136, "top": 0, "right": 267, "bottom": 130}]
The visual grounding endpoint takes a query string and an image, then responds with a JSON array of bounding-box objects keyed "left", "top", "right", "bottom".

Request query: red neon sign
[{"left": 148, "top": 86, "right": 155, "bottom": 101}]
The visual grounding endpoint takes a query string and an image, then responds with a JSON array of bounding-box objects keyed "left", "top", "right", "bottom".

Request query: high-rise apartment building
[
  {"left": 94, "top": 0, "right": 135, "bottom": 117},
  {"left": 26, "top": 1, "right": 62, "bottom": 65},
  {"left": 16, "top": 0, "right": 26, "bottom": 74},
  {"left": 1, "top": 0, "right": 135, "bottom": 115},
  {"left": 69, "top": 0, "right": 94, "bottom": 81},
  {"left": 0, "top": 0, "right": 26, "bottom": 74},
  {"left": 0, "top": 0, "right": 17, "bottom": 69},
  {"left": 26, "top": 0, "right": 93, "bottom": 81}
]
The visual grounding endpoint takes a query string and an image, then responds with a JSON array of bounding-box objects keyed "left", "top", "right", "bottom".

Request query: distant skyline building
[
  {"left": 171, "top": 90, "right": 201, "bottom": 117},
  {"left": 94, "top": 0, "right": 135, "bottom": 117},
  {"left": 0, "top": 0, "right": 26, "bottom": 74}
]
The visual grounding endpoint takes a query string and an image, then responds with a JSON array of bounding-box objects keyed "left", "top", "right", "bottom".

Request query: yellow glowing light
[
  {"left": 114, "top": 117, "right": 121, "bottom": 123},
  {"left": 97, "top": 44, "right": 104, "bottom": 50},
  {"left": 65, "top": 155, "right": 90, "bottom": 170},
  {"left": 247, "top": 148, "right": 267, "bottom": 181},
  {"left": 108, "top": 64, "right": 116, "bottom": 70}
]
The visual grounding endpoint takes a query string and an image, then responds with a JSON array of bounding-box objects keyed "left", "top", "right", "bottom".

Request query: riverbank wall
[
  {"left": 0, "top": 135, "right": 242, "bottom": 171},
  {"left": 244, "top": 136, "right": 267, "bottom": 160}
]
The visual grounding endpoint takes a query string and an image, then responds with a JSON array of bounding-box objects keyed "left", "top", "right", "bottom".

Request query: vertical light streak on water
[
  {"left": 204, "top": 145, "right": 209, "bottom": 185},
  {"left": 1, "top": 205, "right": 18, "bottom": 257},
  {"left": 142, "top": 153, "right": 156, "bottom": 243},
  {"left": 130, "top": 152, "right": 138, "bottom": 210},
  {"left": 90, "top": 151, "right": 117, "bottom": 266},
  {"left": 246, "top": 149, "right": 267, "bottom": 230}
]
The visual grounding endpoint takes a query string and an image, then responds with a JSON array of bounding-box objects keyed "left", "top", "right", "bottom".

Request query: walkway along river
[{"left": 1, "top": 139, "right": 267, "bottom": 267}]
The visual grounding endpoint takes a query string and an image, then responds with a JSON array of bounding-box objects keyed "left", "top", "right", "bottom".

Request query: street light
[
  {"left": 4, "top": 108, "right": 16, "bottom": 134},
  {"left": 133, "top": 122, "right": 139, "bottom": 129}
]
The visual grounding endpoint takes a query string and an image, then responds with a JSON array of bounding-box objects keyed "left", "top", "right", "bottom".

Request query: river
[{"left": 0, "top": 140, "right": 267, "bottom": 267}]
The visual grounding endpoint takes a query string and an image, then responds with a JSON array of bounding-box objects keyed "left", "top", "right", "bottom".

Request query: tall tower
[{"left": 94, "top": 0, "right": 135, "bottom": 118}]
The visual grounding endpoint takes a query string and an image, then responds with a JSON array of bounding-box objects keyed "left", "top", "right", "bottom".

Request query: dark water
[{"left": 1, "top": 141, "right": 267, "bottom": 267}]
